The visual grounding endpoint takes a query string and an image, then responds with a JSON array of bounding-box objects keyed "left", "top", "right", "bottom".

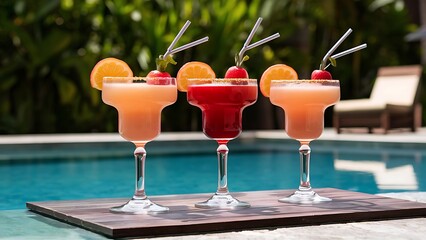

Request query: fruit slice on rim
[
  {"left": 260, "top": 64, "right": 298, "bottom": 97},
  {"left": 90, "top": 58, "right": 133, "bottom": 90},
  {"left": 176, "top": 61, "right": 216, "bottom": 92}
]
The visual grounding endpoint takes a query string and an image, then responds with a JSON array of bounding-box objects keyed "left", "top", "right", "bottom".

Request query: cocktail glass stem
[
  {"left": 299, "top": 144, "right": 312, "bottom": 191},
  {"left": 279, "top": 143, "right": 331, "bottom": 203},
  {"left": 110, "top": 147, "right": 169, "bottom": 214},
  {"left": 134, "top": 147, "right": 147, "bottom": 199},
  {"left": 217, "top": 144, "right": 229, "bottom": 194},
  {"left": 194, "top": 144, "right": 250, "bottom": 209}
]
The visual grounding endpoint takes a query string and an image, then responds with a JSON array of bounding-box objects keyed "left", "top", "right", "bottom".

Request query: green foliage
[{"left": 0, "top": 0, "right": 421, "bottom": 133}]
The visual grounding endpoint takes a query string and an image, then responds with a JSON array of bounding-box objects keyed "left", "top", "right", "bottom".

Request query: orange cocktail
[
  {"left": 270, "top": 79, "right": 340, "bottom": 203},
  {"left": 262, "top": 28, "right": 363, "bottom": 204},
  {"left": 102, "top": 78, "right": 177, "bottom": 146},
  {"left": 270, "top": 80, "right": 340, "bottom": 142},
  {"left": 102, "top": 76, "right": 177, "bottom": 214},
  {"left": 91, "top": 19, "right": 208, "bottom": 214}
]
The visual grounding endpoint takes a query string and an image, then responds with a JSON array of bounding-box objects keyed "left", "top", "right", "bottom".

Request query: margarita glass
[
  {"left": 187, "top": 78, "right": 257, "bottom": 209},
  {"left": 270, "top": 79, "right": 340, "bottom": 203},
  {"left": 102, "top": 76, "right": 177, "bottom": 214}
]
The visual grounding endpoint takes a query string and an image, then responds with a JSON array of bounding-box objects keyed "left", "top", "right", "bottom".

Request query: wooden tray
[{"left": 27, "top": 188, "right": 426, "bottom": 238}]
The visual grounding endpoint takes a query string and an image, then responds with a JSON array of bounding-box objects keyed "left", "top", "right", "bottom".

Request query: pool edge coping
[{"left": 0, "top": 128, "right": 426, "bottom": 145}]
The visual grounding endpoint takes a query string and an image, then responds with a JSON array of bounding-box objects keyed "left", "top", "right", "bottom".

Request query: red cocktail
[
  {"left": 187, "top": 78, "right": 257, "bottom": 209},
  {"left": 188, "top": 82, "right": 257, "bottom": 143}
]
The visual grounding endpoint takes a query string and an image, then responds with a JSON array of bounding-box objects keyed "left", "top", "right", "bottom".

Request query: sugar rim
[
  {"left": 187, "top": 78, "right": 257, "bottom": 85},
  {"left": 103, "top": 77, "right": 176, "bottom": 83},
  {"left": 271, "top": 79, "right": 339, "bottom": 86}
]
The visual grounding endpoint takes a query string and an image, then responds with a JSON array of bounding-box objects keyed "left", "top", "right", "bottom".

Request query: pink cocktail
[
  {"left": 188, "top": 78, "right": 257, "bottom": 209},
  {"left": 102, "top": 76, "right": 177, "bottom": 213},
  {"left": 270, "top": 79, "right": 340, "bottom": 203}
]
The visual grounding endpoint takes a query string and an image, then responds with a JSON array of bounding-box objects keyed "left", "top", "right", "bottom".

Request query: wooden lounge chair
[{"left": 333, "top": 65, "right": 423, "bottom": 134}]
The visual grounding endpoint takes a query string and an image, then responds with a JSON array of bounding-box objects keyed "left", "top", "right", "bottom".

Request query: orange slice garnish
[
  {"left": 260, "top": 64, "right": 298, "bottom": 97},
  {"left": 176, "top": 62, "right": 216, "bottom": 92},
  {"left": 90, "top": 58, "right": 133, "bottom": 90}
]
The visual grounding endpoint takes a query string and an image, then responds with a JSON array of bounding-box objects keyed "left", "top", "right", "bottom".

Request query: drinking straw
[
  {"left": 162, "top": 20, "right": 209, "bottom": 59},
  {"left": 320, "top": 28, "right": 353, "bottom": 70},
  {"left": 238, "top": 17, "right": 263, "bottom": 61},
  {"left": 163, "top": 20, "right": 191, "bottom": 59},
  {"left": 169, "top": 37, "right": 209, "bottom": 55},
  {"left": 331, "top": 43, "right": 367, "bottom": 59},
  {"left": 238, "top": 17, "right": 280, "bottom": 62},
  {"left": 324, "top": 43, "right": 367, "bottom": 69},
  {"left": 245, "top": 33, "right": 281, "bottom": 51}
]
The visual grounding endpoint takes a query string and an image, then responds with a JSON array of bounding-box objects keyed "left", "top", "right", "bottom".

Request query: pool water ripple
[{"left": 0, "top": 139, "right": 425, "bottom": 210}]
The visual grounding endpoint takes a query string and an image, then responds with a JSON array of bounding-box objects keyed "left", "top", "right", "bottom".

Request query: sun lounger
[{"left": 333, "top": 65, "right": 423, "bottom": 134}]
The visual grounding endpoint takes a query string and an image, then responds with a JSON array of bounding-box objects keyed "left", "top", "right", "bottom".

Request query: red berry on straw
[
  {"left": 225, "top": 66, "right": 249, "bottom": 78},
  {"left": 311, "top": 70, "right": 332, "bottom": 80}
]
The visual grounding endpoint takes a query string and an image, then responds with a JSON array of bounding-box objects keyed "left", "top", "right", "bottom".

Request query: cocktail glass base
[
  {"left": 278, "top": 190, "right": 332, "bottom": 204},
  {"left": 110, "top": 197, "right": 169, "bottom": 214},
  {"left": 195, "top": 193, "right": 250, "bottom": 209}
]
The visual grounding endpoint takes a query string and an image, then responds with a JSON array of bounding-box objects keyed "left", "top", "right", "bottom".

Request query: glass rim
[
  {"left": 187, "top": 78, "right": 257, "bottom": 85},
  {"left": 271, "top": 79, "right": 339, "bottom": 84},
  {"left": 103, "top": 76, "right": 176, "bottom": 83}
]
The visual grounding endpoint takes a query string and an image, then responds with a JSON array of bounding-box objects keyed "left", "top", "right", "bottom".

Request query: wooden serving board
[{"left": 27, "top": 188, "right": 426, "bottom": 238}]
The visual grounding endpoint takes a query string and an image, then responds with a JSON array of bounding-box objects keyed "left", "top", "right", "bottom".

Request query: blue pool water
[{"left": 1, "top": 139, "right": 425, "bottom": 210}]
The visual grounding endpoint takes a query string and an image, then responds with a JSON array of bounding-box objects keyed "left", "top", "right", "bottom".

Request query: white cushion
[
  {"left": 334, "top": 99, "right": 386, "bottom": 112},
  {"left": 334, "top": 74, "right": 419, "bottom": 113},
  {"left": 370, "top": 75, "right": 419, "bottom": 106}
]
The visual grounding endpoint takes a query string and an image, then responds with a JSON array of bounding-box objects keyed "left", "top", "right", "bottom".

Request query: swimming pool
[{"left": 0, "top": 134, "right": 425, "bottom": 210}]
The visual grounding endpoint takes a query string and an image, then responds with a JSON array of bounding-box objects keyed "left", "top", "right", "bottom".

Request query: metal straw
[
  {"left": 169, "top": 36, "right": 210, "bottom": 55},
  {"left": 324, "top": 43, "right": 367, "bottom": 69},
  {"left": 320, "top": 28, "right": 353, "bottom": 70},
  {"left": 331, "top": 43, "right": 367, "bottom": 59},
  {"left": 238, "top": 17, "right": 280, "bottom": 62},
  {"left": 245, "top": 33, "right": 281, "bottom": 51},
  {"left": 238, "top": 17, "right": 263, "bottom": 61},
  {"left": 163, "top": 20, "right": 192, "bottom": 59}
]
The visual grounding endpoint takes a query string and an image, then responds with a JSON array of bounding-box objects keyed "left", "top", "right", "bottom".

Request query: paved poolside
[
  {"left": 1, "top": 128, "right": 426, "bottom": 239},
  {"left": 145, "top": 193, "right": 426, "bottom": 240},
  {"left": 160, "top": 128, "right": 426, "bottom": 240}
]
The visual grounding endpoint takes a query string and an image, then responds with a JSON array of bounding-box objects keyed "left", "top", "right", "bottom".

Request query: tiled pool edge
[
  {"left": 1, "top": 128, "right": 426, "bottom": 145},
  {"left": 1, "top": 129, "right": 425, "bottom": 161}
]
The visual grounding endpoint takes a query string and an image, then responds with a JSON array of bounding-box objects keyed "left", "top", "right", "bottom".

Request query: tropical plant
[{"left": 0, "top": 0, "right": 421, "bottom": 134}]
